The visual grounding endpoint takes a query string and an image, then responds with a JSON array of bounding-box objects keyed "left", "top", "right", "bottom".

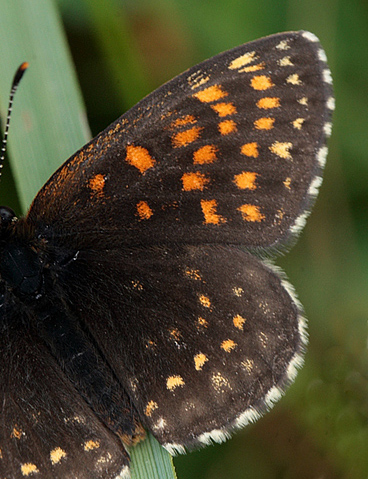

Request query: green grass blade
[
  {"left": 130, "top": 433, "right": 177, "bottom": 479},
  {"left": 0, "top": 0, "right": 91, "bottom": 212}
]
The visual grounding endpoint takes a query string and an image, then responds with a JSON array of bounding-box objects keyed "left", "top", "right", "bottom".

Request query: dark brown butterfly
[{"left": 0, "top": 31, "right": 333, "bottom": 478}]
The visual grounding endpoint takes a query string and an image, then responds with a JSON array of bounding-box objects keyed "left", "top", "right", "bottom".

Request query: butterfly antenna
[{"left": 0, "top": 62, "right": 29, "bottom": 179}]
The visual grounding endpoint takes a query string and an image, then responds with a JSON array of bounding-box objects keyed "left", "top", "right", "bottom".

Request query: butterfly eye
[{"left": 0, "top": 206, "right": 16, "bottom": 230}]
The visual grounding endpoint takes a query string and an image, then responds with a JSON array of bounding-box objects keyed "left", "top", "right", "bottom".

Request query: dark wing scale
[
  {"left": 27, "top": 31, "right": 333, "bottom": 251},
  {"left": 0, "top": 303, "right": 129, "bottom": 479},
  {"left": 61, "top": 244, "right": 305, "bottom": 450}
]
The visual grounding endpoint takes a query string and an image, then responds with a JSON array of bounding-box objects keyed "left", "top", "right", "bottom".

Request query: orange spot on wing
[
  {"left": 254, "top": 117, "right": 275, "bottom": 130},
  {"left": 257, "top": 97, "right": 280, "bottom": 109},
  {"left": 182, "top": 172, "right": 210, "bottom": 191},
  {"left": 237, "top": 204, "right": 265, "bottom": 222},
  {"left": 185, "top": 268, "right": 202, "bottom": 280},
  {"left": 84, "top": 440, "right": 100, "bottom": 451},
  {"left": 136, "top": 201, "right": 153, "bottom": 220},
  {"left": 211, "top": 102, "right": 237, "bottom": 117},
  {"left": 172, "top": 126, "right": 202, "bottom": 148},
  {"left": 144, "top": 401, "right": 158, "bottom": 417},
  {"left": 233, "top": 314, "right": 246, "bottom": 330},
  {"left": 201, "top": 199, "right": 226, "bottom": 224},
  {"left": 126, "top": 145, "right": 155, "bottom": 173},
  {"left": 11, "top": 426, "right": 23, "bottom": 439},
  {"left": 170, "top": 115, "right": 196, "bottom": 128},
  {"left": 241, "top": 142, "right": 259, "bottom": 158},
  {"left": 233, "top": 171, "right": 258, "bottom": 190},
  {"left": 197, "top": 317, "right": 208, "bottom": 328},
  {"left": 250, "top": 75, "right": 274, "bottom": 90},
  {"left": 89, "top": 174, "right": 105, "bottom": 197},
  {"left": 199, "top": 294, "right": 211, "bottom": 308},
  {"left": 221, "top": 339, "right": 237, "bottom": 352},
  {"left": 193, "top": 85, "right": 228, "bottom": 103},
  {"left": 193, "top": 145, "right": 218, "bottom": 164},
  {"left": 218, "top": 119, "right": 237, "bottom": 135}
]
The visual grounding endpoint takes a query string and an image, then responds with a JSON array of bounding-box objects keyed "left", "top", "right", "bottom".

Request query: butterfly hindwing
[
  {"left": 59, "top": 243, "right": 305, "bottom": 451},
  {"left": 28, "top": 31, "right": 333, "bottom": 251}
]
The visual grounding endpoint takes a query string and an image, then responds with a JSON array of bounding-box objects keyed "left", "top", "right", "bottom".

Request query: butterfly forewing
[
  {"left": 0, "top": 31, "right": 333, "bottom": 477},
  {"left": 28, "top": 31, "right": 333, "bottom": 251}
]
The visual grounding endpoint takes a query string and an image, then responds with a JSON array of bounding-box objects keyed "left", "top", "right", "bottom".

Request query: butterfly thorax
[{"left": 0, "top": 208, "right": 41, "bottom": 298}]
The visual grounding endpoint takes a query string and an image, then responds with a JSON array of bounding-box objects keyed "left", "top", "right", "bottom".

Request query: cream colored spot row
[
  {"left": 84, "top": 439, "right": 100, "bottom": 451},
  {"left": 188, "top": 70, "right": 210, "bottom": 89},
  {"left": 232, "top": 286, "right": 244, "bottom": 297},
  {"left": 167, "top": 375, "right": 185, "bottom": 390},
  {"left": 21, "top": 463, "right": 39, "bottom": 476},
  {"left": 278, "top": 56, "right": 293, "bottom": 66},
  {"left": 212, "top": 372, "right": 231, "bottom": 392},
  {"left": 194, "top": 353, "right": 208, "bottom": 371},
  {"left": 292, "top": 118, "right": 305, "bottom": 130},
  {"left": 50, "top": 447, "right": 67, "bottom": 465},
  {"left": 228, "top": 51, "right": 258, "bottom": 70},
  {"left": 286, "top": 73, "right": 302, "bottom": 85},
  {"left": 241, "top": 358, "right": 254, "bottom": 373},
  {"left": 144, "top": 400, "right": 158, "bottom": 417},
  {"left": 275, "top": 39, "right": 290, "bottom": 50},
  {"left": 269, "top": 141, "right": 292, "bottom": 160}
]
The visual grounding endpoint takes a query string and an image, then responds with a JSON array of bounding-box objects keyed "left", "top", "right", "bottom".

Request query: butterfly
[{"left": 0, "top": 31, "right": 333, "bottom": 478}]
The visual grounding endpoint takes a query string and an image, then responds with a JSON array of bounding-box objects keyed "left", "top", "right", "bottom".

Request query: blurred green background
[{"left": 0, "top": 0, "right": 368, "bottom": 478}]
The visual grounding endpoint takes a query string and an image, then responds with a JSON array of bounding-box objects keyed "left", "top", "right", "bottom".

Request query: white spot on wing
[
  {"left": 235, "top": 407, "right": 261, "bottom": 428},
  {"left": 290, "top": 211, "right": 309, "bottom": 236},
  {"left": 308, "top": 175, "right": 323, "bottom": 197},
  {"left": 163, "top": 442, "right": 186, "bottom": 455},
  {"left": 264, "top": 386, "right": 283, "bottom": 408},
  {"left": 318, "top": 48, "right": 327, "bottom": 63},
  {"left": 327, "top": 96, "right": 335, "bottom": 110},
  {"left": 317, "top": 146, "right": 328, "bottom": 168},
  {"left": 323, "top": 68, "right": 333, "bottom": 84},
  {"left": 302, "top": 31, "right": 319, "bottom": 43},
  {"left": 324, "top": 122, "right": 332, "bottom": 137}
]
